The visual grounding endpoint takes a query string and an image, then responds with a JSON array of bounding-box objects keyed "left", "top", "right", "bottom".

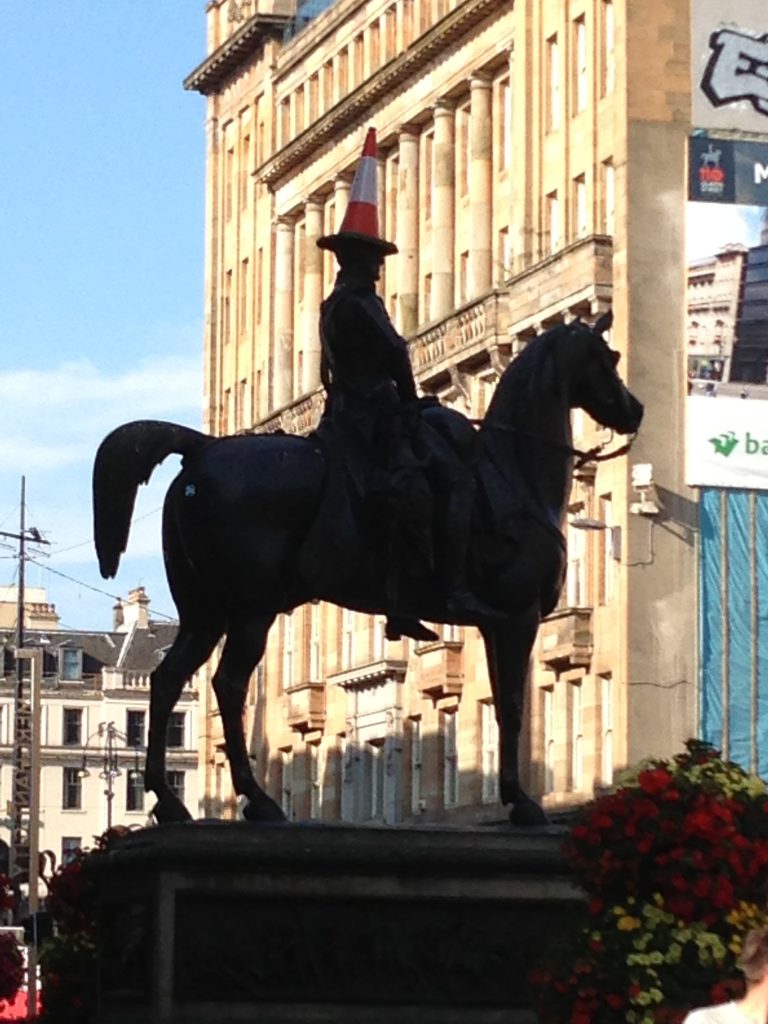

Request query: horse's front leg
[{"left": 482, "top": 607, "right": 547, "bottom": 826}]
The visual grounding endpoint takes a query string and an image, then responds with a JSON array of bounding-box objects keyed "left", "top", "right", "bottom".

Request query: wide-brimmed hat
[{"left": 317, "top": 127, "right": 398, "bottom": 256}]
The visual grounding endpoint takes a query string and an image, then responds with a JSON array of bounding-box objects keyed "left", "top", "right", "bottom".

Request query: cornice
[
  {"left": 257, "top": 0, "right": 509, "bottom": 185},
  {"left": 184, "top": 11, "right": 293, "bottom": 95}
]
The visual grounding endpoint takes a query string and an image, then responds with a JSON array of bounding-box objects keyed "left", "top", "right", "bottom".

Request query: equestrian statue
[{"left": 92, "top": 128, "right": 643, "bottom": 827}]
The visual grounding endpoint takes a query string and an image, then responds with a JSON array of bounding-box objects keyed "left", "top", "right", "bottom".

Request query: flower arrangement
[
  {"left": 530, "top": 740, "right": 768, "bottom": 1024},
  {"left": 39, "top": 827, "right": 131, "bottom": 1022},
  {"left": 0, "top": 873, "right": 23, "bottom": 1009}
]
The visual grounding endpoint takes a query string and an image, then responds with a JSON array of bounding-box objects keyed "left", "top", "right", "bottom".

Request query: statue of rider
[{"left": 316, "top": 127, "right": 501, "bottom": 641}]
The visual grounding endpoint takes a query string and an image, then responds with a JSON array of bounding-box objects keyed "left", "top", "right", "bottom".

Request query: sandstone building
[{"left": 187, "top": 0, "right": 696, "bottom": 821}]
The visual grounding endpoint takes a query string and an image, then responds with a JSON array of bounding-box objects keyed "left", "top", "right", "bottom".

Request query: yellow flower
[{"left": 618, "top": 915, "right": 642, "bottom": 931}]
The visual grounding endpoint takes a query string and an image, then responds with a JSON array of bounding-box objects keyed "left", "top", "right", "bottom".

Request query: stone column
[
  {"left": 432, "top": 99, "right": 455, "bottom": 319},
  {"left": 334, "top": 174, "right": 351, "bottom": 229},
  {"left": 302, "top": 197, "right": 324, "bottom": 391},
  {"left": 469, "top": 73, "right": 493, "bottom": 297},
  {"left": 397, "top": 125, "right": 419, "bottom": 336},
  {"left": 273, "top": 216, "right": 294, "bottom": 409}
]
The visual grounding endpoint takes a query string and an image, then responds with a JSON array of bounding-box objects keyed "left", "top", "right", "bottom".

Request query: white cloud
[
  {"left": 0, "top": 352, "right": 202, "bottom": 628},
  {"left": 687, "top": 202, "right": 766, "bottom": 261}
]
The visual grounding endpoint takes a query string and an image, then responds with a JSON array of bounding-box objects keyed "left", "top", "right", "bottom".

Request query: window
[
  {"left": 353, "top": 34, "right": 364, "bottom": 85},
  {"left": 126, "top": 769, "right": 144, "bottom": 812},
  {"left": 126, "top": 710, "right": 145, "bottom": 749},
  {"left": 602, "top": 160, "right": 615, "bottom": 235},
  {"left": 239, "top": 257, "right": 249, "bottom": 341},
  {"left": 280, "top": 749, "right": 293, "bottom": 819},
  {"left": 308, "top": 74, "right": 319, "bottom": 122},
  {"left": 547, "top": 35, "right": 560, "bottom": 130},
  {"left": 61, "top": 837, "right": 81, "bottom": 865},
  {"left": 543, "top": 687, "right": 555, "bottom": 794},
  {"left": 601, "top": 673, "right": 614, "bottom": 784},
  {"left": 598, "top": 494, "right": 614, "bottom": 604},
  {"left": 62, "top": 767, "right": 82, "bottom": 810},
  {"left": 60, "top": 647, "right": 82, "bottom": 681},
  {"left": 167, "top": 771, "right": 185, "bottom": 804},
  {"left": 308, "top": 742, "right": 321, "bottom": 819},
  {"left": 282, "top": 613, "right": 294, "bottom": 688},
  {"left": 279, "top": 99, "right": 289, "bottom": 145},
  {"left": 322, "top": 62, "right": 334, "bottom": 110},
  {"left": 166, "top": 712, "right": 185, "bottom": 749},
  {"left": 362, "top": 739, "right": 385, "bottom": 821},
  {"left": 566, "top": 517, "right": 587, "bottom": 606},
  {"left": 496, "top": 73, "right": 512, "bottom": 173},
  {"left": 570, "top": 681, "right": 584, "bottom": 791},
  {"left": 309, "top": 604, "right": 321, "bottom": 681},
  {"left": 546, "top": 191, "right": 560, "bottom": 254},
  {"left": 369, "top": 21, "right": 381, "bottom": 72},
  {"left": 240, "top": 133, "right": 250, "bottom": 210},
  {"left": 294, "top": 84, "right": 305, "bottom": 134},
  {"left": 224, "top": 269, "right": 232, "bottom": 345},
  {"left": 442, "top": 711, "right": 459, "bottom": 807},
  {"left": 342, "top": 608, "right": 355, "bottom": 670},
  {"left": 62, "top": 708, "right": 82, "bottom": 747},
  {"left": 338, "top": 48, "right": 349, "bottom": 95},
  {"left": 574, "top": 17, "right": 588, "bottom": 112},
  {"left": 372, "top": 615, "right": 386, "bottom": 661},
  {"left": 602, "top": 0, "right": 615, "bottom": 96},
  {"left": 480, "top": 701, "right": 499, "bottom": 803},
  {"left": 225, "top": 146, "right": 234, "bottom": 221},
  {"left": 574, "top": 175, "right": 587, "bottom": 239},
  {"left": 410, "top": 716, "right": 423, "bottom": 813}
]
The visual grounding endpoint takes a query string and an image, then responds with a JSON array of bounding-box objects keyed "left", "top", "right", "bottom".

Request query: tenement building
[{"left": 187, "top": 0, "right": 695, "bottom": 821}]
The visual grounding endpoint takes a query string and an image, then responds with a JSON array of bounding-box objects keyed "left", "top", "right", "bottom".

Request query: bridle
[{"left": 478, "top": 421, "right": 638, "bottom": 469}]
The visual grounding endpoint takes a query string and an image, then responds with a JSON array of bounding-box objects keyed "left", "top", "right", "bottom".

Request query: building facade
[
  {"left": 188, "top": 0, "right": 697, "bottom": 821},
  {"left": 0, "top": 588, "right": 200, "bottom": 867}
]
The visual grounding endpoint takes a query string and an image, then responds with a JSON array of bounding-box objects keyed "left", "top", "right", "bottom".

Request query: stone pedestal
[{"left": 87, "top": 822, "right": 582, "bottom": 1024}]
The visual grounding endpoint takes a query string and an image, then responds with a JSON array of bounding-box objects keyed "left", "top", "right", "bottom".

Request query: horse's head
[{"left": 559, "top": 320, "right": 644, "bottom": 435}]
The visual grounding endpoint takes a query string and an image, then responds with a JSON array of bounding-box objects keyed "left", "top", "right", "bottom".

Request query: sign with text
[
  {"left": 693, "top": 1, "right": 768, "bottom": 133},
  {"left": 687, "top": 395, "right": 768, "bottom": 488},
  {"left": 689, "top": 136, "right": 768, "bottom": 205}
]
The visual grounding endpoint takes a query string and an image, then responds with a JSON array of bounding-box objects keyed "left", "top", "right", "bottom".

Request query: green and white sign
[{"left": 687, "top": 394, "right": 768, "bottom": 488}]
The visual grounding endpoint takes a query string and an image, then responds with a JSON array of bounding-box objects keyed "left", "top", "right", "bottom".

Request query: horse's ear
[{"left": 593, "top": 310, "right": 613, "bottom": 337}]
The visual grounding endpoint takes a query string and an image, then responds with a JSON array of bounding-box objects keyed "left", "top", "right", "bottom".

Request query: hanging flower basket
[{"left": 530, "top": 740, "right": 768, "bottom": 1024}]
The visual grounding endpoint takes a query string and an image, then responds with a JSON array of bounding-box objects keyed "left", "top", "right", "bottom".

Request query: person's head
[
  {"left": 738, "top": 927, "right": 768, "bottom": 986},
  {"left": 331, "top": 239, "right": 387, "bottom": 282}
]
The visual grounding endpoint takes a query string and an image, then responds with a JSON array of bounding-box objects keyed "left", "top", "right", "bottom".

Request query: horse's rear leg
[
  {"left": 213, "top": 614, "right": 284, "bottom": 822},
  {"left": 147, "top": 621, "right": 222, "bottom": 823},
  {"left": 482, "top": 607, "right": 547, "bottom": 826}
]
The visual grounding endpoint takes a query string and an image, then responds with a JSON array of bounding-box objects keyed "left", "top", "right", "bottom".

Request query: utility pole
[{"left": 0, "top": 478, "right": 49, "bottom": 880}]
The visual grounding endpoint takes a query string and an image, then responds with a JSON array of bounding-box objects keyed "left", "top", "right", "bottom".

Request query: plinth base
[{"left": 87, "top": 821, "right": 582, "bottom": 1023}]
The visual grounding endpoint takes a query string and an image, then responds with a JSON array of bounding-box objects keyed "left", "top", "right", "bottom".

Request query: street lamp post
[{"left": 79, "top": 723, "right": 141, "bottom": 832}]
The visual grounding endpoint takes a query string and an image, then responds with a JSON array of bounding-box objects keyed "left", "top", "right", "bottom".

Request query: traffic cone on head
[{"left": 317, "top": 127, "right": 398, "bottom": 255}]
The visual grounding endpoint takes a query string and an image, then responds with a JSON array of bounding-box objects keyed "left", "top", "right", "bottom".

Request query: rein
[{"left": 476, "top": 420, "right": 637, "bottom": 469}]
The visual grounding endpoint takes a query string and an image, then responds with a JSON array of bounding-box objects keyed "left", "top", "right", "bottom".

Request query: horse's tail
[{"left": 93, "top": 419, "right": 211, "bottom": 579}]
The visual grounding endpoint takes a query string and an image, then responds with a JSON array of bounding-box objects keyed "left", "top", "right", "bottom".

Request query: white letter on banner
[{"left": 755, "top": 163, "right": 768, "bottom": 184}]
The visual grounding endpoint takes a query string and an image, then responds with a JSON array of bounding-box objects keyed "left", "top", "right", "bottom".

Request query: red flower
[{"left": 638, "top": 767, "right": 674, "bottom": 795}]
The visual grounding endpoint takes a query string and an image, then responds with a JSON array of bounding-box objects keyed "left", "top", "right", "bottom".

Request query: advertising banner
[
  {"left": 692, "top": 0, "right": 768, "bottom": 134},
  {"left": 689, "top": 137, "right": 768, "bottom": 205},
  {"left": 687, "top": 395, "right": 768, "bottom": 488}
]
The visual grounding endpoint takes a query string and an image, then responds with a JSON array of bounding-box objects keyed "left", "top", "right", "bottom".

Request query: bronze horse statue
[{"left": 93, "top": 320, "right": 643, "bottom": 825}]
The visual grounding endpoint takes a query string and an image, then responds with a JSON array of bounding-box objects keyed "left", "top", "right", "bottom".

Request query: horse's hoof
[
  {"left": 152, "top": 795, "right": 193, "bottom": 824},
  {"left": 509, "top": 797, "right": 548, "bottom": 826},
  {"left": 242, "top": 795, "right": 286, "bottom": 822}
]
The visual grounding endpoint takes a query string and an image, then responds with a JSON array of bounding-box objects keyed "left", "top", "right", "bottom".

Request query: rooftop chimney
[{"left": 117, "top": 587, "right": 151, "bottom": 632}]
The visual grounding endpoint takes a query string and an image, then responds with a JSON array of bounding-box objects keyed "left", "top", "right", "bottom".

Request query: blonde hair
[{"left": 737, "top": 927, "right": 768, "bottom": 984}]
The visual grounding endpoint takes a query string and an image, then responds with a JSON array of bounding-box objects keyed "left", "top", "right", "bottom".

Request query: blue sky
[{"left": 0, "top": 4, "right": 209, "bottom": 631}]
